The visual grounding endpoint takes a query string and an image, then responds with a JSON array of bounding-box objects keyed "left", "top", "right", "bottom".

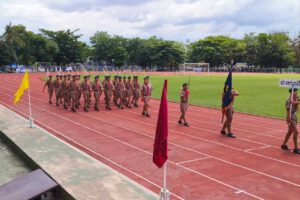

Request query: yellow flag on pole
[{"left": 14, "top": 70, "right": 29, "bottom": 104}]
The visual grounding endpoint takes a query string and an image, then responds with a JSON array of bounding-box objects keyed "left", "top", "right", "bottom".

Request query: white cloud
[{"left": 0, "top": 0, "right": 299, "bottom": 42}]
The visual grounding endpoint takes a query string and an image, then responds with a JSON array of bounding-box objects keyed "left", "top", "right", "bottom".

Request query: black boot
[
  {"left": 281, "top": 144, "right": 290, "bottom": 150},
  {"left": 220, "top": 130, "right": 227, "bottom": 136},
  {"left": 293, "top": 148, "right": 300, "bottom": 154},
  {"left": 227, "top": 133, "right": 236, "bottom": 138}
]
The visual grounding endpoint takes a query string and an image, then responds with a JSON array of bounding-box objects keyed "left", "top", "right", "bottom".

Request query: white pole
[
  {"left": 290, "top": 85, "right": 294, "bottom": 121},
  {"left": 208, "top": 63, "right": 210, "bottom": 74},
  {"left": 159, "top": 162, "right": 170, "bottom": 200},
  {"left": 28, "top": 87, "right": 34, "bottom": 128},
  {"left": 163, "top": 162, "right": 167, "bottom": 190}
]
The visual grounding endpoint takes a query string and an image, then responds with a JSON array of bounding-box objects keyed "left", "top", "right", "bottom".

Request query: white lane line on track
[
  {"left": 1, "top": 92, "right": 300, "bottom": 193},
  {"left": 3, "top": 77, "right": 287, "bottom": 136},
  {"left": 0, "top": 72, "right": 288, "bottom": 128},
  {"left": 1, "top": 101, "right": 264, "bottom": 200},
  {"left": 0, "top": 102, "right": 185, "bottom": 200},
  {"left": 245, "top": 145, "right": 271, "bottom": 152},
  {"left": 2, "top": 76, "right": 288, "bottom": 142},
  {"left": 1, "top": 85, "right": 300, "bottom": 170},
  {"left": 1, "top": 84, "right": 300, "bottom": 170},
  {"left": 176, "top": 157, "right": 212, "bottom": 165}
]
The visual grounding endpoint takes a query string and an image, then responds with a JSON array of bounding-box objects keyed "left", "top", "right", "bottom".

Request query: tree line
[{"left": 0, "top": 23, "right": 299, "bottom": 69}]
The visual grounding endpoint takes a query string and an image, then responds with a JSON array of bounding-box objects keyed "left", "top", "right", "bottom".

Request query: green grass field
[
  {"left": 43, "top": 73, "right": 300, "bottom": 119},
  {"left": 149, "top": 73, "right": 300, "bottom": 119}
]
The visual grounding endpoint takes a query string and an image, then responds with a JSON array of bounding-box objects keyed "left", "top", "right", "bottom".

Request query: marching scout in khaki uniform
[
  {"left": 281, "top": 88, "right": 300, "bottom": 154},
  {"left": 141, "top": 76, "right": 151, "bottom": 117},
  {"left": 178, "top": 83, "right": 190, "bottom": 127},
  {"left": 132, "top": 76, "right": 140, "bottom": 107},
  {"left": 92, "top": 75, "right": 102, "bottom": 111},
  {"left": 43, "top": 75, "right": 54, "bottom": 104}
]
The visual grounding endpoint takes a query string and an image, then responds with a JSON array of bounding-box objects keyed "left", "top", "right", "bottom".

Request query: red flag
[{"left": 153, "top": 80, "right": 168, "bottom": 168}]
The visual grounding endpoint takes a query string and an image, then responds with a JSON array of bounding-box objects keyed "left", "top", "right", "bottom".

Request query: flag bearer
[{"left": 221, "top": 87, "right": 239, "bottom": 138}]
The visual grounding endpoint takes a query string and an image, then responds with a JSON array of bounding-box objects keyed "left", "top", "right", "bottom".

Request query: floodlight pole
[{"left": 159, "top": 162, "right": 170, "bottom": 200}]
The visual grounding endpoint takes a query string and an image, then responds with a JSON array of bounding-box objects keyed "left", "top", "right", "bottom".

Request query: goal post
[
  {"left": 179, "top": 63, "right": 210, "bottom": 73},
  {"left": 34, "top": 62, "right": 57, "bottom": 72}
]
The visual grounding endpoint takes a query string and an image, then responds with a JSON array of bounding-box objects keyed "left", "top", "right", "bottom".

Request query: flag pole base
[
  {"left": 159, "top": 188, "right": 170, "bottom": 200},
  {"left": 29, "top": 117, "right": 34, "bottom": 128}
]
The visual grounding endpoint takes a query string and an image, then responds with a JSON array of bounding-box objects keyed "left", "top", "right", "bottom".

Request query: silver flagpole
[
  {"left": 28, "top": 84, "right": 34, "bottom": 128},
  {"left": 160, "top": 162, "right": 170, "bottom": 200}
]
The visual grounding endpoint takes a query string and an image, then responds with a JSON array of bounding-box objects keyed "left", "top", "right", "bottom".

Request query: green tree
[
  {"left": 244, "top": 33, "right": 258, "bottom": 66},
  {"left": 40, "top": 29, "right": 87, "bottom": 66},
  {"left": 2, "top": 24, "right": 28, "bottom": 64}
]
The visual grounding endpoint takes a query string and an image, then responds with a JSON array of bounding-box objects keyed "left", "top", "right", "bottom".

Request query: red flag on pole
[{"left": 153, "top": 80, "right": 168, "bottom": 168}]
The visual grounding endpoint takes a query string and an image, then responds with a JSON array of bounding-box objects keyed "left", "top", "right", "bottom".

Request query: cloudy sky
[{"left": 0, "top": 0, "right": 299, "bottom": 42}]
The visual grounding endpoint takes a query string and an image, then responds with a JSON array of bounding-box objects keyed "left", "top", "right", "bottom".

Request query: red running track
[{"left": 0, "top": 73, "right": 300, "bottom": 200}]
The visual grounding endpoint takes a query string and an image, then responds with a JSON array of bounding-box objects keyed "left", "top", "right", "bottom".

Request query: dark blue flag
[{"left": 222, "top": 70, "right": 233, "bottom": 122}]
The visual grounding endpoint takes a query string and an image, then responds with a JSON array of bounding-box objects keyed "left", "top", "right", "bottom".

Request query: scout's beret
[
  {"left": 183, "top": 83, "right": 188, "bottom": 87},
  {"left": 114, "top": 75, "right": 118, "bottom": 78},
  {"left": 289, "top": 88, "right": 298, "bottom": 93},
  {"left": 95, "top": 75, "right": 99, "bottom": 79},
  {"left": 128, "top": 76, "right": 132, "bottom": 79},
  {"left": 107, "top": 75, "right": 111, "bottom": 78},
  {"left": 133, "top": 76, "right": 138, "bottom": 78},
  {"left": 144, "top": 76, "right": 149, "bottom": 80},
  {"left": 123, "top": 76, "right": 126, "bottom": 79},
  {"left": 84, "top": 75, "right": 88, "bottom": 79},
  {"left": 56, "top": 75, "right": 59, "bottom": 78}
]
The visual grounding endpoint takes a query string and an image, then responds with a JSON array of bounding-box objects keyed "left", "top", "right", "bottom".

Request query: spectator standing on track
[
  {"left": 281, "top": 88, "right": 300, "bottom": 154},
  {"left": 132, "top": 76, "right": 140, "bottom": 107},
  {"left": 178, "top": 83, "right": 190, "bottom": 127},
  {"left": 141, "top": 76, "right": 152, "bottom": 117},
  {"left": 43, "top": 75, "right": 54, "bottom": 104}
]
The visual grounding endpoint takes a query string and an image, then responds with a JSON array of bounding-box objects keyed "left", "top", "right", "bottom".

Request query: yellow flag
[{"left": 14, "top": 70, "right": 29, "bottom": 104}]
